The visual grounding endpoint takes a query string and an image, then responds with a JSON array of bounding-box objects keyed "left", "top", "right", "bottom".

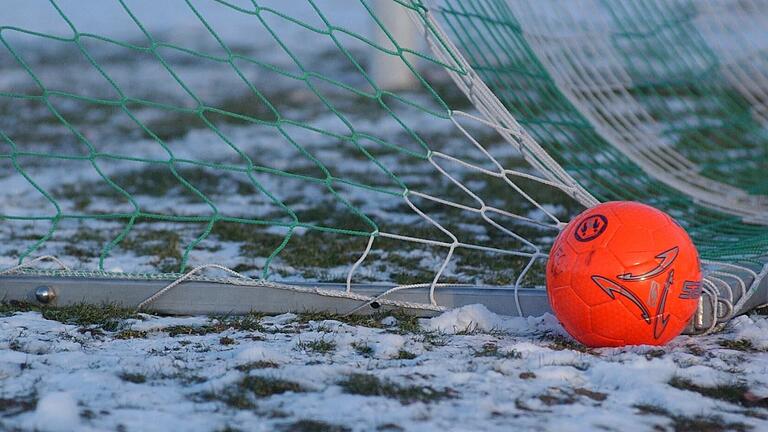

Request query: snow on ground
[{"left": 1, "top": 304, "right": 768, "bottom": 431}]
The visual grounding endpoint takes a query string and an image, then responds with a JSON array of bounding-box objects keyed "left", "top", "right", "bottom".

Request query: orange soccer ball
[{"left": 546, "top": 201, "right": 702, "bottom": 347}]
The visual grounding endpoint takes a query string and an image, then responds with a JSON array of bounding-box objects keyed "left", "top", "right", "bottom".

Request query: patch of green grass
[
  {"left": 536, "top": 391, "right": 577, "bottom": 407},
  {"left": 290, "top": 205, "right": 374, "bottom": 234},
  {"left": 218, "top": 313, "right": 266, "bottom": 332},
  {"left": 395, "top": 350, "right": 417, "bottom": 360},
  {"left": 212, "top": 222, "right": 288, "bottom": 259},
  {"left": 39, "top": 303, "right": 138, "bottom": 332},
  {"left": 671, "top": 415, "right": 751, "bottom": 432},
  {"left": 376, "top": 423, "right": 405, "bottom": 432},
  {"left": 453, "top": 323, "right": 482, "bottom": 335},
  {"left": 120, "top": 229, "right": 183, "bottom": 273},
  {"left": 219, "top": 336, "right": 236, "bottom": 345},
  {"left": 166, "top": 313, "right": 264, "bottom": 337},
  {"left": 63, "top": 244, "right": 99, "bottom": 259},
  {"left": 394, "top": 315, "right": 421, "bottom": 334},
  {"left": 718, "top": 339, "right": 754, "bottom": 351},
  {"left": 644, "top": 349, "right": 666, "bottom": 359},
  {"left": 8, "top": 339, "right": 23, "bottom": 352},
  {"left": 474, "top": 342, "right": 522, "bottom": 359},
  {"left": 474, "top": 342, "right": 499, "bottom": 357},
  {"left": 296, "top": 310, "right": 420, "bottom": 335},
  {"left": 235, "top": 361, "right": 280, "bottom": 372},
  {"left": 451, "top": 322, "right": 507, "bottom": 336},
  {"left": 542, "top": 333, "right": 593, "bottom": 354},
  {"left": 0, "top": 394, "right": 37, "bottom": 417},
  {"left": 6, "top": 229, "right": 52, "bottom": 242},
  {"left": 338, "top": 373, "right": 455, "bottom": 404},
  {"left": 166, "top": 325, "right": 218, "bottom": 337},
  {"left": 70, "top": 228, "right": 107, "bottom": 243},
  {"left": 173, "top": 372, "right": 208, "bottom": 386},
  {"left": 351, "top": 342, "right": 374, "bottom": 357},
  {"left": 114, "top": 330, "right": 148, "bottom": 340},
  {"left": 203, "top": 376, "right": 305, "bottom": 409},
  {"left": 53, "top": 184, "right": 93, "bottom": 211},
  {"left": 573, "top": 388, "right": 607, "bottom": 402},
  {"left": 634, "top": 403, "right": 671, "bottom": 417},
  {"left": 211, "top": 221, "right": 278, "bottom": 243},
  {"left": 139, "top": 110, "right": 209, "bottom": 142},
  {"left": 296, "top": 339, "right": 336, "bottom": 354},
  {"left": 279, "top": 420, "right": 351, "bottom": 432},
  {"left": 297, "top": 311, "right": 371, "bottom": 326},
  {"left": 453, "top": 248, "right": 544, "bottom": 287},
  {"left": 215, "top": 220, "right": 381, "bottom": 281},
  {"left": 119, "top": 372, "right": 147, "bottom": 384},
  {"left": 634, "top": 404, "right": 751, "bottom": 432},
  {"left": 111, "top": 165, "right": 232, "bottom": 198},
  {"left": 385, "top": 256, "right": 438, "bottom": 286},
  {"left": 0, "top": 301, "right": 38, "bottom": 317},
  {"left": 669, "top": 377, "right": 765, "bottom": 408},
  {"left": 418, "top": 331, "right": 449, "bottom": 349}
]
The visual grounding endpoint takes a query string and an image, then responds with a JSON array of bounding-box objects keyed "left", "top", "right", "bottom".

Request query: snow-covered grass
[
  {"left": 0, "top": 0, "right": 565, "bottom": 289},
  {"left": 1, "top": 302, "right": 768, "bottom": 431}
]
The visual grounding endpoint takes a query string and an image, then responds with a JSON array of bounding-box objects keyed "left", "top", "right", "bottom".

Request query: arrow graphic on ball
[
  {"left": 591, "top": 275, "right": 652, "bottom": 324},
  {"left": 617, "top": 247, "right": 679, "bottom": 281},
  {"left": 653, "top": 270, "right": 673, "bottom": 339}
]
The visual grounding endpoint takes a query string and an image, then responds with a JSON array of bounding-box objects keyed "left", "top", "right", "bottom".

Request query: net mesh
[
  {"left": 505, "top": 0, "right": 768, "bottom": 219},
  {"left": 1, "top": 0, "right": 767, "bottom": 321},
  {"left": 0, "top": 0, "right": 585, "bottom": 307}
]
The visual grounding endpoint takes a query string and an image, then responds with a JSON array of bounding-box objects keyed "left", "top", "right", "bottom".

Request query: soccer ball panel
[
  {"left": 547, "top": 284, "right": 592, "bottom": 339},
  {"left": 569, "top": 249, "right": 622, "bottom": 307},
  {"left": 580, "top": 332, "right": 625, "bottom": 348}
]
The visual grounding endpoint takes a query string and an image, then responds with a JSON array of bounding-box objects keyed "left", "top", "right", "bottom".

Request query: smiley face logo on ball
[{"left": 574, "top": 214, "right": 608, "bottom": 242}]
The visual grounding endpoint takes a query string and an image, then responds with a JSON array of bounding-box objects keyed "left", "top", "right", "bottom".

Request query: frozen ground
[
  {"left": 1, "top": 303, "right": 768, "bottom": 431},
  {"left": 2, "top": 3, "right": 768, "bottom": 432}
]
